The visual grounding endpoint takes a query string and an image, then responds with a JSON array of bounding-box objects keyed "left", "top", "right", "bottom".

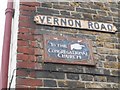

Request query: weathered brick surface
[
  {"left": 76, "top": 8, "right": 97, "bottom": 14},
  {"left": 58, "top": 80, "right": 85, "bottom": 88},
  {"left": 94, "top": 76, "right": 107, "bottom": 82},
  {"left": 17, "top": 62, "right": 42, "bottom": 70},
  {"left": 16, "top": 1, "right": 119, "bottom": 89},
  {"left": 85, "top": 83, "right": 112, "bottom": 88},
  {"left": 16, "top": 78, "right": 43, "bottom": 86},
  {"left": 106, "top": 55, "right": 117, "bottom": 61},
  {"left": 81, "top": 74, "right": 93, "bottom": 81},
  {"left": 67, "top": 73, "right": 79, "bottom": 80},
  {"left": 37, "top": 7, "right": 59, "bottom": 15},
  {"left": 53, "top": 4, "right": 74, "bottom": 11},
  {"left": 44, "top": 80, "right": 57, "bottom": 87},
  {"left": 36, "top": 71, "right": 65, "bottom": 79}
]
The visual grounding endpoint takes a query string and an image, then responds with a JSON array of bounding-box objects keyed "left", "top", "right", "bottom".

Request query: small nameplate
[
  {"left": 34, "top": 14, "right": 117, "bottom": 33},
  {"left": 44, "top": 35, "right": 95, "bottom": 65}
]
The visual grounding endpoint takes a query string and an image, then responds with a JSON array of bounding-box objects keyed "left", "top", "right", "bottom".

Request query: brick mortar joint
[{"left": 16, "top": 68, "right": 120, "bottom": 77}]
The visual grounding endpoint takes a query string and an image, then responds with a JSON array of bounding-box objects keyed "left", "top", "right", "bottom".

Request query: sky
[{"left": 0, "top": 0, "right": 7, "bottom": 71}]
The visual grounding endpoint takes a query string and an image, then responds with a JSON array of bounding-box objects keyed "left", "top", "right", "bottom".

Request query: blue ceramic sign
[
  {"left": 47, "top": 40, "right": 90, "bottom": 61},
  {"left": 44, "top": 35, "right": 94, "bottom": 65}
]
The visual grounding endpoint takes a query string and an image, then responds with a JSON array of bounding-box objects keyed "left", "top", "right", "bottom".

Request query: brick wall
[{"left": 16, "top": 1, "right": 120, "bottom": 89}]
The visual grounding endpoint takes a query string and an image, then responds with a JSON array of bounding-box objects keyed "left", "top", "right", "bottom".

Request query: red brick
[
  {"left": 18, "top": 33, "right": 34, "bottom": 40},
  {"left": 29, "top": 29, "right": 35, "bottom": 34},
  {"left": 20, "top": 5, "right": 36, "bottom": 11},
  {"left": 17, "top": 62, "right": 35, "bottom": 69},
  {"left": 17, "top": 54, "right": 34, "bottom": 61},
  {"left": 16, "top": 70, "right": 29, "bottom": 77},
  {"left": 20, "top": 10, "right": 33, "bottom": 16},
  {"left": 34, "top": 48, "right": 43, "bottom": 55},
  {"left": 30, "top": 41, "right": 38, "bottom": 47},
  {"left": 19, "top": 28, "right": 29, "bottom": 33},
  {"left": 34, "top": 35, "right": 43, "bottom": 41},
  {"left": 16, "top": 85, "right": 29, "bottom": 89},
  {"left": 18, "top": 40, "right": 29, "bottom": 46},
  {"left": 17, "top": 62, "right": 42, "bottom": 70},
  {"left": 34, "top": 63, "right": 42, "bottom": 70},
  {"left": 19, "top": 16, "right": 30, "bottom": 21},
  {"left": 18, "top": 34, "right": 28, "bottom": 40},
  {"left": 17, "top": 54, "right": 36, "bottom": 61},
  {"left": 20, "top": 2, "right": 40, "bottom": 7},
  {"left": 16, "top": 78, "right": 43, "bottom": 86},
  {"left": 16, "top": 70, "right": 38, "bottom": 78},
  {"left": 29, "top": 55, "right": 36, "bottom": 61},
  {"left": 29, "top": 71, "right": 36, "bottom": 78},
  {"left": 19, "top": 21, "right": 35, "bottom": 30},
  {"left": 19, "top": 21, "right": 30, "bottom": 27},
  {"left": 17, "top": 47, "right": 34, "bottom": 54}
]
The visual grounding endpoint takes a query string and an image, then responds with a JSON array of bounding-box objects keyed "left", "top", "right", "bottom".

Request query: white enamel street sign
[{"left": 34, "top": 15, "right": 117, "bottom": 33}]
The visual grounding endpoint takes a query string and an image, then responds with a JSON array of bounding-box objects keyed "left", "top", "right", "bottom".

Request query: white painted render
[{"left": 8, "top": 0, "right": 19, "bottom": 88}]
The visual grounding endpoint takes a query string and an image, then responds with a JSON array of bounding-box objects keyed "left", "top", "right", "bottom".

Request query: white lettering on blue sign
[{"left": 47, "top": 40, "right": 89, "bottom": 61}]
